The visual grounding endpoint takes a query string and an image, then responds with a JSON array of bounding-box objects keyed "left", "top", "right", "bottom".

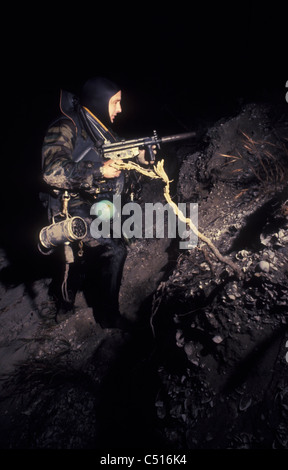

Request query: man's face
[{"left": 109, "top": 90, "right": 122, "bottom": 123}]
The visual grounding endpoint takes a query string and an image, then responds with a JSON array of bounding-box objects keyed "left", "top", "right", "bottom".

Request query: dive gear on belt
[
  {"left": 38, "top": 191, "right": 87, "bottom": 251},
  {"left": 39, "top": 216, "right": 87, "bottom": 249}
]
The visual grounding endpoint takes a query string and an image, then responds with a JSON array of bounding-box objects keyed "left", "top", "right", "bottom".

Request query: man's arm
[{"left": 42, "top": 119, "right": 119, "bottom": 192}]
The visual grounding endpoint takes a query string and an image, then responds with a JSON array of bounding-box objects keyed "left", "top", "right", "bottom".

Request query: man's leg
[{"left": 83, "top": 239, "right": 127, "bottom": 327}]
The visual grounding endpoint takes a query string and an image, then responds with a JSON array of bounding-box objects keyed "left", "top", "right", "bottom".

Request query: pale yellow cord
[{"left": 112, "top": 159, "right": 241, "bottom": 277}]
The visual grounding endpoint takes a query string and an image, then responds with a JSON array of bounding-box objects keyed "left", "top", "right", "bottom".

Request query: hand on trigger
[{"left": 137, "top": 146, "right": 157, "bottom": 165}]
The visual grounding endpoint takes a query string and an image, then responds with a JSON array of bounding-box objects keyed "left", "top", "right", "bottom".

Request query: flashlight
[{"left": 39, "top": 216, "right": 87, "bottom": 249}]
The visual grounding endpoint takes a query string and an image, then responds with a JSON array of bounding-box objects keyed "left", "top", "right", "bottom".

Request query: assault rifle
[{"left": 102, "top": 130, "right": 196, "bottom": 163}]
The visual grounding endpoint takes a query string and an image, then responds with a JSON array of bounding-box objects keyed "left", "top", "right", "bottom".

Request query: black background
[{"left": 4, "top": 5, "right": 287, "bottom": 136}]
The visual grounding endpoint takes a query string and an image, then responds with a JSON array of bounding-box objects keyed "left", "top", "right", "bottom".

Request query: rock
[
  {"left": 212, "top": 335, "right": 223, "bottom": 344},
  {"left": 239, "top": 396, "right": 252, "bottom": 412},
  {"left": 258, "top": 260, "right": 270, "bottom": 273},
  {"left": 176, "top": 329, "right": 185, "bottom": 347}
]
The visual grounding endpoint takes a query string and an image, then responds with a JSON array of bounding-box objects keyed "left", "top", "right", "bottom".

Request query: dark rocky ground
[
  {"left": 1, "top": 98, "right": 288, "bottom": 453},
  {"left": 152, "top": 102, "right": 288, "bottom": 449}
]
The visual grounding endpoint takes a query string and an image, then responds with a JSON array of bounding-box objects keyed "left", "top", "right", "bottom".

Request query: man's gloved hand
[
  {"left": 137, "top": 146, "right": 157, "bottom": 165},
  {"left": 101, "top": 159, "right": 122, "bottom": 178}
]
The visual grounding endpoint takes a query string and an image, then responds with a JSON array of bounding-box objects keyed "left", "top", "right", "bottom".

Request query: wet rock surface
[{"left": 1, "top": 101, "right": 288, "bottom": 450}]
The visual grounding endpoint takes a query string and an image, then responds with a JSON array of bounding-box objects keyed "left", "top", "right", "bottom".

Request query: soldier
[{"left": 41, "top": 77, "right": 133, "bottom": 327}]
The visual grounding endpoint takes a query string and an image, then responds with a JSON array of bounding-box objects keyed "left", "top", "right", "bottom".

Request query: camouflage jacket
[{"left": 42, "top": 90, "right": 125, "bottom": 223}]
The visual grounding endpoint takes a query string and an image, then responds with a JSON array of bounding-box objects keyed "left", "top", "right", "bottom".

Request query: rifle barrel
[
  {"left": 103, "top": 131, "right": 196, "bottom": 153},
  {"left": 160, "top": 132, "right": 196, "bottom": 143}
]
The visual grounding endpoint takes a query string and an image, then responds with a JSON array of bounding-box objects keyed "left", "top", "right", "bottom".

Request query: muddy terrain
[{"left": 1, "top": 99, "right": 288, "bottom": 451}]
